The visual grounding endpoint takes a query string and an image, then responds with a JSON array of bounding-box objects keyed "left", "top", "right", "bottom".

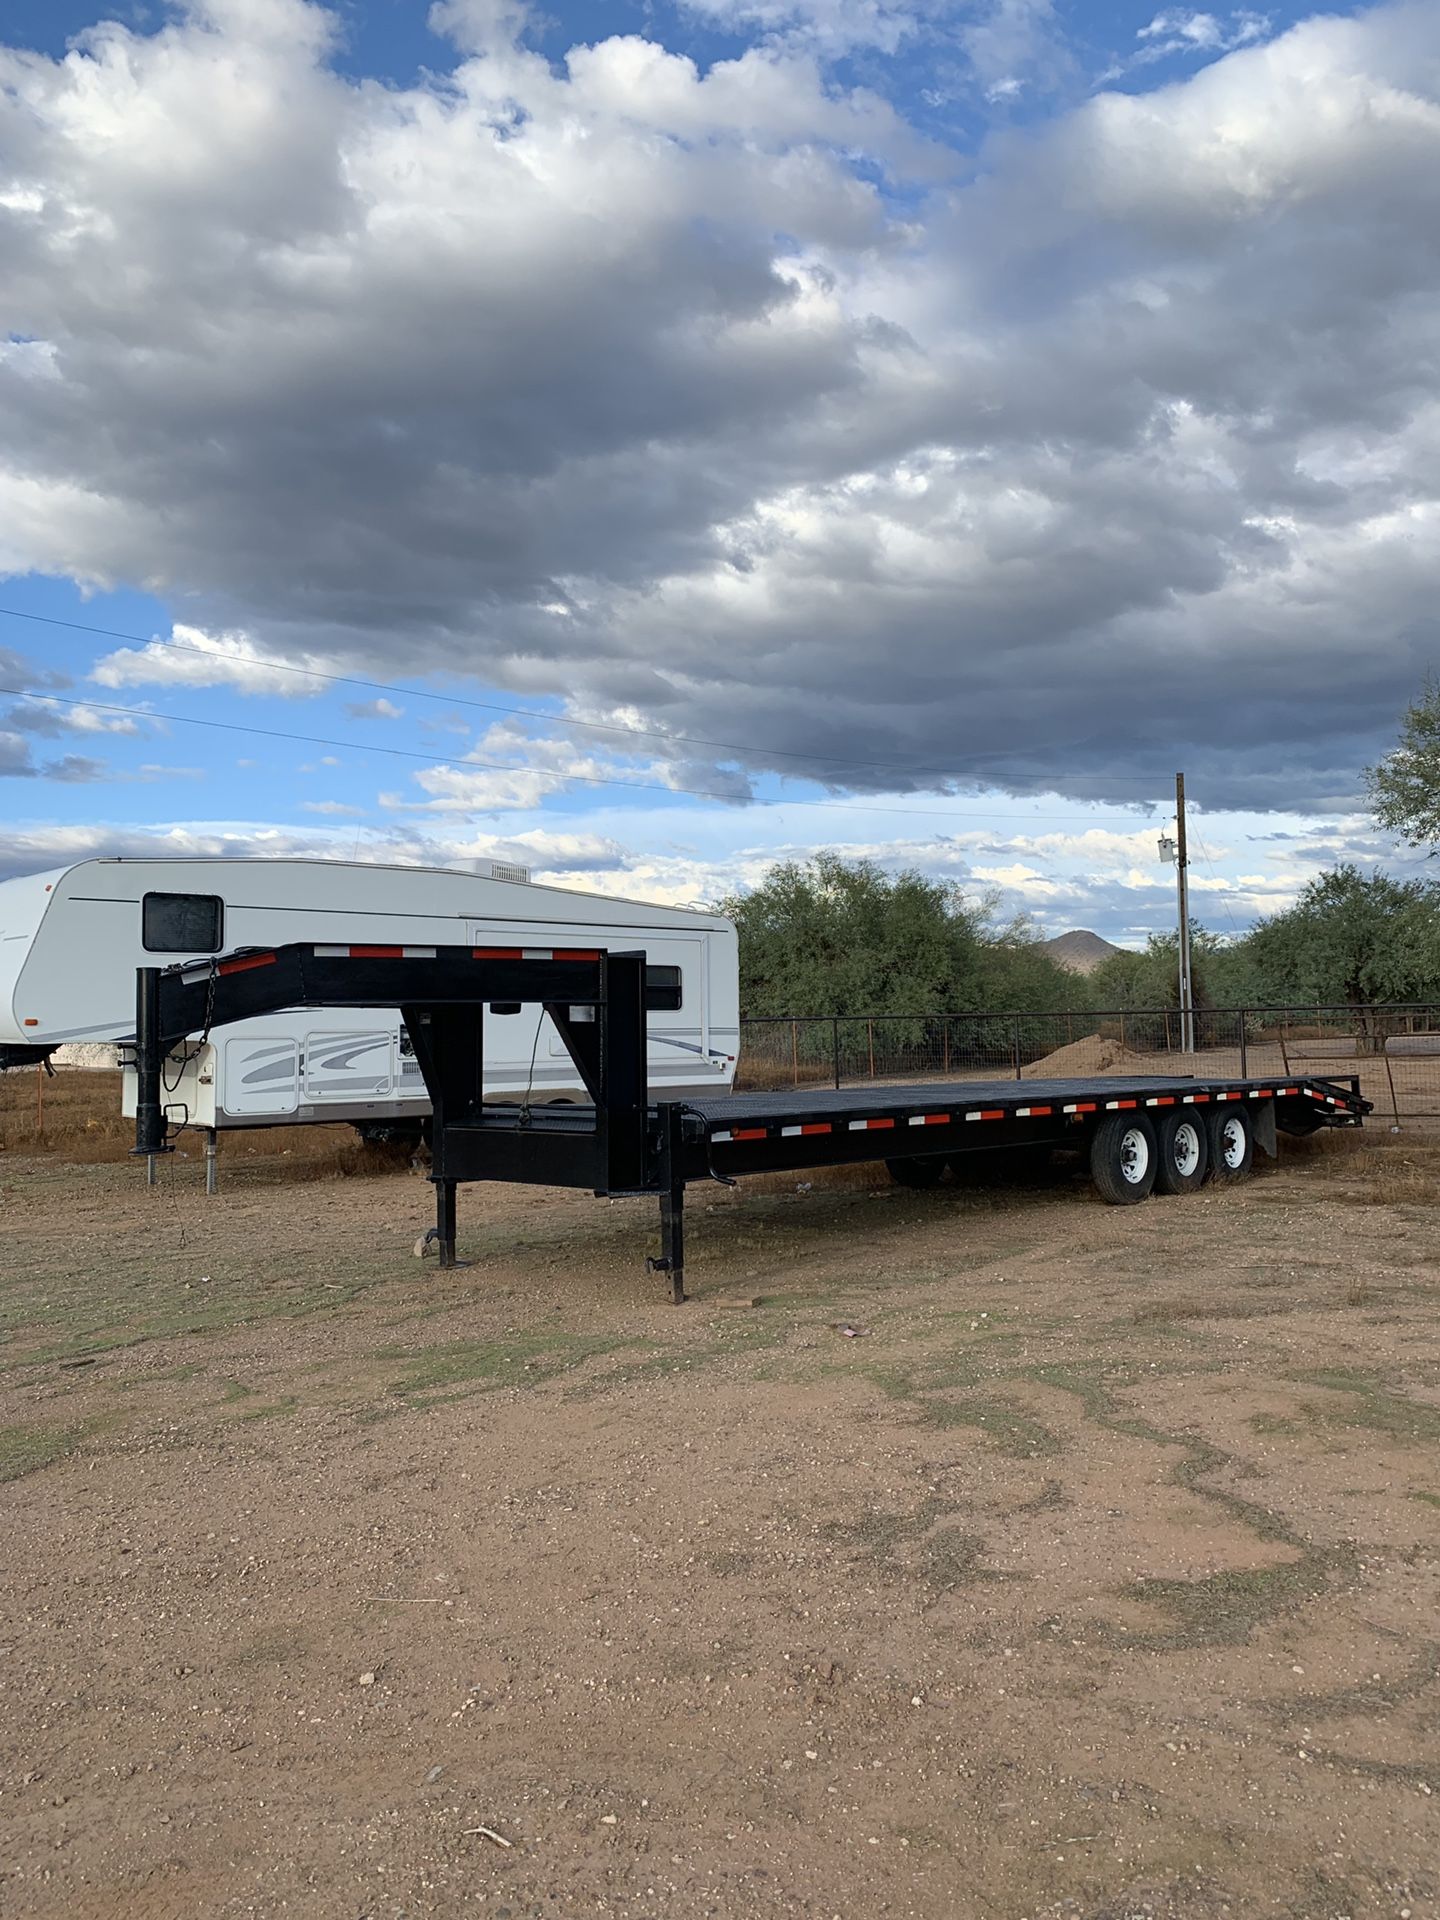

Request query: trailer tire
[
  {"left": 1153, "top": 1110, "right": 1208, "bottom": 1195},
  {"left": 1089, "top": 1113, "right": 1157, "bottom": 1205},
  {"left": 1207, "top": 1103, "right": 1254, "bottom": 1181},
  {"left": 885, "top": 1155, "right": 946, "bottom": 1190}
]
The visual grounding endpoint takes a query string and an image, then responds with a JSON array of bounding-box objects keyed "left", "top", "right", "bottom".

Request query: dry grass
[{"left": 0, "top": 1067, "right": 414, "bottom": 1183}]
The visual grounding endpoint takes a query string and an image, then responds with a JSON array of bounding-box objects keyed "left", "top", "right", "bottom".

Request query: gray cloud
[{"left": 0, "top": 1, "right": 1437, "bottom": 815}]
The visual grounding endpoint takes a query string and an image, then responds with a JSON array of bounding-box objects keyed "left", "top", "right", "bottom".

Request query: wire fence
[{"left": 736, "top": 1004, "right": 1440, "bottom": 1126}]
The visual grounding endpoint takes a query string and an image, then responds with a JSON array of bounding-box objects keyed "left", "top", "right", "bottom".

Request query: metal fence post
[
  {"left": 1013, "top": 1016, "right": 1022, "bottom": 1081},
  {"left": 1239, "top": 1010, "right": 1248, "bottom": 1079},
  {"left": 832, "top": 1017, "right": 841, "bottom": 1091},
  {"left": 791, "top": 1019, "right": 799, "bottom": 1088}
]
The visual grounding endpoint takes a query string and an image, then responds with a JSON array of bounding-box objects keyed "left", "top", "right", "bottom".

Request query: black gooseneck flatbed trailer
[{"left": 131, "top": 943, "right": 1371, "bottom": 1302}]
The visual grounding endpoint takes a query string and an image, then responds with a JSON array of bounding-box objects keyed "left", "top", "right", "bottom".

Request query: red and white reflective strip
[
  {"left": 1145, "top": 1096, "right": 1176, "bottom": 1107},
  {"left": 181, "top": 951, "right": 278, "bottom": 981},
  {"left": 472, "top": 946, "right": 602, "bottom": 961},
  {"left": 1015, "top": 1105, "right": 1052, "bottom": 1117},
  {"left": 849, "top": 1117, "right": 896, "bottom": 1132},
  {"left": 1182, "top": 1093, "right": 1211, "bottom": 1103},
  {"left": 1063, "top": 1101, "right": 1097, "bottom": 1114},
  {"left": 781, "top": 1122, "right": 833, "bottom": 1137},
  {"left": 314, "top": 944, "right": 437, "bottom": 959},
  {"left": 1248, "top": 1089, "right": 1274, "bottom": 1099},
  {"left": 1216, "top": 1090, "right": 1243, "bottom": 1101},
  {"left": 712, "top": 1126, "right": 767, "bottom": 1144},
  {"left": 1105, "top": 1098, "right": 1138, "bottom": 1110},
  {"left": 1277, "top": 1086, "right": 1300, "bottom": 1097},
  {"left": 965, "top": 1108, "right": 1006, "bottom": 1122},
  {"left": 908, "top": 1112, "right": 952, "bottom": 1127}
]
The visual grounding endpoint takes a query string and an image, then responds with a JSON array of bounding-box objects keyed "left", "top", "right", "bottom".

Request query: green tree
[
  {"left": 1242, "top": 865, "right": 1440, "bottom": 1011},
  {"left": 716, "top": 852, "right": 1082, "bottom": 1017},
  {"left": 1367, "top": 680, "right": 1440, "bottom": 848}
]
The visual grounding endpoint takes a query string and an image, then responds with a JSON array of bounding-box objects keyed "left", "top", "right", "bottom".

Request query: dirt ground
[{"left": 2, "top": 1131, "right": 1439, "bottom": 1920}]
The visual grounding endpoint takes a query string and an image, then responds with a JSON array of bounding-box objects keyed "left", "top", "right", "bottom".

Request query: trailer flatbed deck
[{"left": 129, "top": 944, "right": 1370, "bottom": 1303}]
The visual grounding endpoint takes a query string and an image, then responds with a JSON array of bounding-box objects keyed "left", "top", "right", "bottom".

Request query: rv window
[
  {"left": 645, "top": 965, "right": 683, "bottom": 1011},
  {"left": 142, "top": 891, "right": 225, "bottom": 954}
]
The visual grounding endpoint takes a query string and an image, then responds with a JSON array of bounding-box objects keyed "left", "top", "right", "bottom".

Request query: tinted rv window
[
  {"left": 142, "top": 892, "right": 225, "bottom": 953},
  {"left": 645, "top": 965, "right": 683, "bottom": 1011}
]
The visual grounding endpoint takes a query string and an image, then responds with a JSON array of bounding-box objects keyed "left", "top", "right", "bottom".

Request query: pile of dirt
[{"left": 1021, "top": 1033, "right": 1141, "bottom": 1078}]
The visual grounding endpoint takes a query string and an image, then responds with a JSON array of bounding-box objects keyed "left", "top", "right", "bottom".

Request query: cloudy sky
[{"left": 1, "top": 0, "right": 1436, "bottom": 942}]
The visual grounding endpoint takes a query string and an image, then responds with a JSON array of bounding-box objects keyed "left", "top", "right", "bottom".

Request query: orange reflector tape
[
  {"left": 1063, "top": 1102, "right": 1097, "bottom": 1114},
  {"left": 1106, "top": 1099, "right": 1137, "bottom": 1110},
  {"left": 218, "top": 952, "right": 277, "bottom": 975},
  {"left": 965, "top": 1109, "right": 1006, "bottom": 1122},
  {"left": 23, "top": 1017, "right": 38, "bottom": 1026},
  {"left": 848, "top": 1117, "right": 895, "bottom": 1131},
  {"left": 781, "top": 1122, "right": 833, "bottom": 1137},
  {"left": 908, "top": 1112, "right": 951, "bottom": 1126},
  {"left": 1015, "top": 1105, "right": 1051, "bottom": 1117},
  {"left": 1145, "top": 1096, "right": 1175, "bottom": 1107}
]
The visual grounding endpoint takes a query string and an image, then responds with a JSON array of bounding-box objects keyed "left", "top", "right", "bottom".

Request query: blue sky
[{"left": 1, "top": 0, "right": 1434, "bottom": 941}]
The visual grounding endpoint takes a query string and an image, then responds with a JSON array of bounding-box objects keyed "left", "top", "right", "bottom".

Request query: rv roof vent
[{"left": 486, "top": 860, "right": 531, "bottom": 884}]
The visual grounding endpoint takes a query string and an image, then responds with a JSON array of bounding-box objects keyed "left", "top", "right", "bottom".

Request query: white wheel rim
[
  {"left": 1222, "top": 1116, "right": 1246, "bottom": 1168},
  {"left": 1174, "top": 1122, "right": 1201, "bottom": 1178},
  {"left": 1119, "top": 1127, "right": 1150, "bottom": 1184}
]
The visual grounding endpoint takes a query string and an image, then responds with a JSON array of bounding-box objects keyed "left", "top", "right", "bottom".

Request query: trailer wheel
[
  {"left": 1089, "top": 1113, "right": 1157, "bottom": 1205},
  {"left": 1153, "top": 1110, "right": 1208, "bottom": 1195},
  {"left": 1207, "top": 1104, "right": 1254, "bottom": 1182},
  {"left": 886, "top": 1155, "right": 946, "bottom": 1190}
]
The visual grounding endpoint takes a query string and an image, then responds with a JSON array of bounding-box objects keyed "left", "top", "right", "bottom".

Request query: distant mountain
[{"left": 1038, "top": 929, "right": 1123, "bottom": 975}]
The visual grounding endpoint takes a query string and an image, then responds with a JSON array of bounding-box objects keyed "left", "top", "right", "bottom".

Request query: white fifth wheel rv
[{"left": 0, "top": 858, "right": 739, "bottom": 1139}]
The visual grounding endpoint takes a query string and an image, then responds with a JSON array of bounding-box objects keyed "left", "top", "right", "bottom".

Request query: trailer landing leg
[
  {"left": 647, "top": 1183, "right": 687, "bottom": 1305},
  {"left": 433, "top": 1178, "right": 462, "bottom": 1270}
]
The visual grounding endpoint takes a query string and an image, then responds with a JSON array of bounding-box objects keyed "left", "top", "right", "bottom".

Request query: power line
[
  {"left": 2, "top": 684, "right": 1157, "bottom": 827},
  {"left": 0, "top": 600, "right": 1166, "bottom": 787}
]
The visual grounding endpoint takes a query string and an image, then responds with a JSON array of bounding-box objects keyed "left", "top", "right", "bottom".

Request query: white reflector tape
[
  {"left": 522, "top": 947, "right": 553, "bottom": 959},
  {"left": 403, "top": 946, "right": 437, "bottom": 958},
  {"left": 713, "top": 1130, "right": 733, "bottom": 1143},
  {"left": 315, "top": 945, "right": 348, "bottom": 956}
]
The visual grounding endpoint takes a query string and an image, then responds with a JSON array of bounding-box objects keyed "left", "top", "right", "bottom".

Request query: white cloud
[
  {"left": 345, "top": 697, "right": 404, "bottom": 720},
  {"left": 91, "top": 624, "right": 330, "bottom": 698},
  {"left": 0, "top": 0, "right": 1434, "bottom": 824}
]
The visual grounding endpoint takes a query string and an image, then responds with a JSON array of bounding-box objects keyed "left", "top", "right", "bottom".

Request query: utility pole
[
  {"left": 1175, "top": 771, "right": 1194, "bottom": 1053},
  {"left": 1158, "top": 773, "right": 1196, "bottom": 1054}
]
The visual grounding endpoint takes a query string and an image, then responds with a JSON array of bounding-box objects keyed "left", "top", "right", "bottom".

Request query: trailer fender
[{"left": 1253, "top": 1100, "right": 1277, "bottom": 1161}]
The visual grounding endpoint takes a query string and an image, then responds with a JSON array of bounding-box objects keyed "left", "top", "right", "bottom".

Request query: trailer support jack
[
  {"left": 653, "top": 1183, "right": 686, "bottom": 1305},
  {"left": 434, "top": 1178, "right": 460, "bottom": 1270}
]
